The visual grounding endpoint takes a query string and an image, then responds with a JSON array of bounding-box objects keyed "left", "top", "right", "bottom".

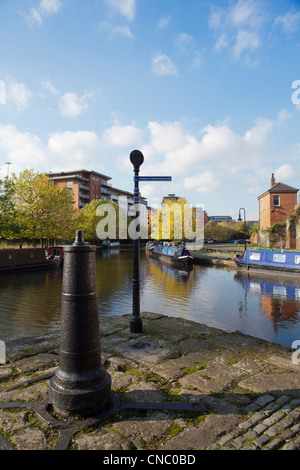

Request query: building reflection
[{"left": 234, "top": 271, "right": 300, "bottom": 333}]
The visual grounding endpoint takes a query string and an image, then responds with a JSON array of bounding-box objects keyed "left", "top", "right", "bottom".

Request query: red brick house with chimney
[{"left": 258, "top": 173, "right": 298, "bottom": 232}]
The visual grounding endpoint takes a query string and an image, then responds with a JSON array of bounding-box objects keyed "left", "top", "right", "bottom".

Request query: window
[
  {"left": 273, "top": 195, "right": 280, "bottom": 206},
  {"left": 249, "top": 252, "right": 260, "bottom": 261},
  {"left": 273, "top": 253, "right": 286, "bottom": 263}
]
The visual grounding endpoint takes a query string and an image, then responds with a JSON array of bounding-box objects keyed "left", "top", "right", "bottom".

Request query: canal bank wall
[
  {"left": 1, "top": 312, "right": 300, "bottom": 451},
  {"left": 191, "top": 251, "right": 237, "bottom": 268}
]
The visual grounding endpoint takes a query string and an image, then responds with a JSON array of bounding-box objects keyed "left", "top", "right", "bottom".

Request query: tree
[
  {"left": 0, "top": 177, "right": 19, "bottom": 239},
  {"left": 204, "top": 220, "right": 251, "bottom": 241},
  {"left": 150, "top": 198, "right": 197, "bottom": 241},
  {"left": 12, "top": 169, "right": 76, "bottom": 242},
  {"left": 76, "top": 199, "right": 122, "bottom": 243}
]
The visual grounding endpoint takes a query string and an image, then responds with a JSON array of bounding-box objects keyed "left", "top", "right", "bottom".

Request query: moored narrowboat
[
  {"left": 101, "top": 240, "right": 121, "bottom": 249},
  {"left": 47, "top": 246, "right": 64, "bottom": 266},
  {"left": 0, "top": 247, "right": 60, "bottom": 273},
  {"left": 146, "top": 241, "right": 193, "bottom": 267},
  {"left": 235, "top": 249, "right": 300, "bottom": 275}
]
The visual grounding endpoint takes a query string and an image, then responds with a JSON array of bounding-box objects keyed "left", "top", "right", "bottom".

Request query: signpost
[
  {"left": 129, "top": 150, "right": 172, "bottom": 333},
  {"left": 135, "top": 176, "right": 172, "bottom": 182}
]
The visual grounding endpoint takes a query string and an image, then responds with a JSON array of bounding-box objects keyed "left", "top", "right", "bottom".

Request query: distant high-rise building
[{"left": 209, "top": 215, "right": 232, "bottom": 223}]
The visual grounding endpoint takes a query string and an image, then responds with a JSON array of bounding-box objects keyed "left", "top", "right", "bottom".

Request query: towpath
[{"left": 0, "top": 312, "right": 299, "bottom": 452}]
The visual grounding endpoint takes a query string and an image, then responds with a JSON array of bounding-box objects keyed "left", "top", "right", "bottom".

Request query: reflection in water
[
  {"left": 234, "top": 271, "right": 300, "bottom": 335},
  {"left": 0, "top": 249, "right": 300, "bottom": 347},
  {"left": 0, "top": 269, "right": 63, "bottom": 341}
]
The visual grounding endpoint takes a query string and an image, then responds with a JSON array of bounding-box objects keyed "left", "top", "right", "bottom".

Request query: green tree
[
  {"left": 12, "top": 169, "right": 76, "bottom": 242},
  {"left": 76, "top": 199, "right": 122, "bottom": 243},
  {"left": 0, "top": 177, "right": 19, "bottom": 239}
]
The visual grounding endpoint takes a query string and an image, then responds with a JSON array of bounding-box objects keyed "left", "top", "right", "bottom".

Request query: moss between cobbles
[
  {"left": 0, "top": 427, "right": 17, "bottom": 448},
  {"left": 115, "top": 363, "right": 143, "bottom": 377},
  {"left": 160, "top": 423, "right": 184, "bottom": 445},
  {"left": 181, "top": 362, "right": 206, "bottom": 375},
  {"left": 26, "top": 410, "right": 59, "bottom": 449}
]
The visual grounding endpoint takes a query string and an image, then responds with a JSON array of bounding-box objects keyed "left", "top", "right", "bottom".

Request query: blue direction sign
[{"left": 134, "top": 176, "right": 172, "bottom": 182}]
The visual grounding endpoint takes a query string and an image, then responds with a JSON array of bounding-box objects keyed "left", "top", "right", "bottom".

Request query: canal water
[{"left": 1, "top": 249, "right": 300, "bottom": 348}]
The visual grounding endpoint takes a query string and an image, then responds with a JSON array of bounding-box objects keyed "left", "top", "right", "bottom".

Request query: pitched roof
[
  {"left": 269, "top": 182, "right": 298, "bottom": 192},
  {"left": 258, "top": 182, "right": 299, "bottom": 199}
]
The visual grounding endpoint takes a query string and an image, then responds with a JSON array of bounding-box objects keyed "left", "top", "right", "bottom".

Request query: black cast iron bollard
[
  {"left": 130, "top": 150, "right": 144, "bottom": 334},
  {"left": 49, "top": 231, "right": 111, "bottom": 418}
]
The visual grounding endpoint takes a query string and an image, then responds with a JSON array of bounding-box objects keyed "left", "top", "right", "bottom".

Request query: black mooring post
[
  {"left": 130, "top": 150, "right": 144, "bottom": 333},
  {"left": 49, "top": 231, "right": 111, "bottom": 418}
]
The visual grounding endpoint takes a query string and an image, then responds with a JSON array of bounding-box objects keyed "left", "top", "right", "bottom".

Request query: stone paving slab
[{"left": 0, "top": 312, "right": 299, "bottom": 452}]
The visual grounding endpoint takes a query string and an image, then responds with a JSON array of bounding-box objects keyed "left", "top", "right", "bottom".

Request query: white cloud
[
  {"left": 58, "top": 91, "right": 95, "bottom": 118},
  {"left": 39, "top": 0, "right": 62, "bottom": 15},
  {"left": 111, "top": 25, "right": 135, "bottom": 39},
  {"left": 230, "top": 0, "right": 263, "bottom": 28},
  {"left": 0, "top": 125, "right": 103, "bottom": 175},
  {"left": 6, "top": 79, "right": 33, "bottom": 113},
  {"left": 209, "top": 0, "right": 266, "bottom": 61},
  {"left": 214, "top": 34, "right": 229, "bottom": 52},
  {"left": 0, "top": 124, "right": 44, "bottom": 175},
  {"left": 100, "top": 22, "right": 135, "bottom": 40},
  {"left": 157, "top": 15, "right": 171, "bottom": 29},
  {"left": 0, "top": 108, "right": 294, "bottom": 205},
  {"left": 175, "top": 33, "right": 194, "bottom": 54},
  {"left": 22, "top": 0, "right": 62, "bottom": 27},
  {"left": 105, "top": 0, "right": 136, "bottom": 21},
  {"left": 40, "top": 78, "right": 60, "bottom": 95},
  {"left": 275, "top": 10, "right": 300, "bottom": 35},
  {"left": 275, "top": 164, "right": 294, "bottom": 181},
  {"left": 232, "top": 29, "right": 261, "bottom": 60},
  {"left": 151, "top": 53, "right": 178, "bottom": 77},
  {"left": 184, "top": 172, "right": 220, "bottom": 194},
  {"left": 192, "top": 51, "right": 204, "bottom": 69},
  {"left": 137, "top": 114, "right": 279, "bottom": 193},
  {"left": 103, "top": 123, "right": 142, "bottom": 147},
  {"left": 47, "top": 130, "right": 101, "bottom": 170}
]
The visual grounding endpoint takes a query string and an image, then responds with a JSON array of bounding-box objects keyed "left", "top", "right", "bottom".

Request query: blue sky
[{"left": 0, "top": 0, "right": 300, "bottom": 220}]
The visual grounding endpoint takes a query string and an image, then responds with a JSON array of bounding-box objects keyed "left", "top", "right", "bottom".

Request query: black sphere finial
[{"left": 130, "top": 150, "right": 144, "bottom": 172}]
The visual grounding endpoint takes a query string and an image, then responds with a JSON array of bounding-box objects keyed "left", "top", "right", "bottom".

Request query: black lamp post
[
  {"left": 129, "top": 150, "right": 144, "bottom": 333},
  {"left": 238, "top": 207, "right": 247, "bottom": 252}
]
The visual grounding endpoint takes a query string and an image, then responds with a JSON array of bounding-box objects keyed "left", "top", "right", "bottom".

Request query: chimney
[{"left": 271, "top": 173, "right": 275, "bottom": 187}]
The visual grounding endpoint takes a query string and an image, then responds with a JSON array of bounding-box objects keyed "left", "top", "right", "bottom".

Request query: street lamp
[
  {"left": 238, "top": 207, "right": 247, "bottom": 252},
  {"left": 5, "top": 162, "right": 11, "bottom": 178},
  {"left": 129, "top": 150, "right": 144, "bottom": 333}
]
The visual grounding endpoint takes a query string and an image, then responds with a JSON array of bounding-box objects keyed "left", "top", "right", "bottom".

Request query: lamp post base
[
  {"left": 130, "top": 315, "right": 143, "bottom": 333},
  {"left": 49, "top": 366, "right": 112, "bottom": 419}
]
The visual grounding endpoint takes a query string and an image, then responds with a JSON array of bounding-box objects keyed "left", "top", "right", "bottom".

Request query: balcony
[
  {"left": 101, "top": 188, "right": 111, "bottom": 196},
  {"left": 101, "top": 180, "right": 112, "bottom": 187},
  {"left": 80, "top": 184, "right": 90, "bottom": 191},
  {"left": 79, "top": 193, "right": 90, "bottom": 200}
]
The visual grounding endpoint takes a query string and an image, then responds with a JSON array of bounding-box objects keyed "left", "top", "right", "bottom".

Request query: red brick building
[
  {"left": 47, "top": 169, "right": 139, "bottom": 213},
  {"left": 258, "top": 173, "right": 299, "bottom": 232},
  {"left": 47, "top": 169, "right": 112, "bottom": 210}
]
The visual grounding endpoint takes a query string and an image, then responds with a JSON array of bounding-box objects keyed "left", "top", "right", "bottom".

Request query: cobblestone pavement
[
  {"left": 0, "top": 312, "right": 299, "bottom": 451},
  {"left": 210, "top": 395, "right": 300, "bottom": 450}
]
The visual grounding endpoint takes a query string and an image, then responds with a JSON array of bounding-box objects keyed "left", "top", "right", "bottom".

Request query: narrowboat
[
  {"left": 235, "top": 249, "right": 300, "bottom": 275},
  {"left": 145, "top": 241, "right": 193, "bottom": 267},
  {"left": 0, "top": 247, "right": 60, "bottom": 273},
  {"left": 47, "top": 246, "right": 64, "bottom": 266},
  {"left": 101, "top": 240, "right": 120, "bottom": 249}
]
